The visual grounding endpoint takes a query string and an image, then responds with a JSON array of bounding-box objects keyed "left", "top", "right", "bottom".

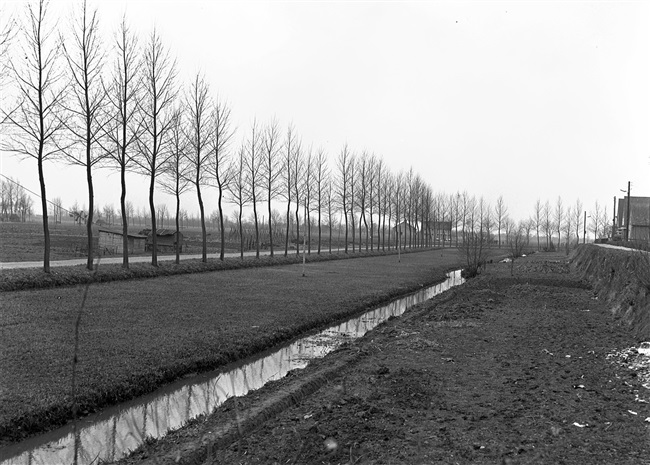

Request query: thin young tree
[
  {"left": 495, "top": 195, "right": 507, "bottom": 248},
  {"left": 103, "top": 16, "right": 141, "bottom": 268},
  {"left": 134, "top": 28, "right": 178, "bottom": 266},
  {"left": 184, "top": 72, "right": 212, "bottom": 262},
  {"left": 61, "top": 0, "right": 108, "bottom": 270},
  {"left": 1, "top": 0, "right": 67, "bottom": 273},
  {"left": 159, "top": 107, "right": 190, "bottom": 264},
  {"left": 209, "top": 97, "right": 234, "bottom": 260},
  {"left": 261, "top": 119, "right": 282, "bottom": 256}
]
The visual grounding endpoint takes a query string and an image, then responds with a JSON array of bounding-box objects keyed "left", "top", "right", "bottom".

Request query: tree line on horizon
[{"left": 0, "top": 1, "right": 614, "bottom": 273}]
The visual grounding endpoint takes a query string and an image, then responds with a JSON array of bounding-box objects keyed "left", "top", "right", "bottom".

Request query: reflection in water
[{"left": 1, "top": 270, "right": 463, "bottom": 465}]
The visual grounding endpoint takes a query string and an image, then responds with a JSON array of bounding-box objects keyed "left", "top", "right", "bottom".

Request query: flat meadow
[{"left": 0, "top": 247, "right": 470, "bottom": 445}]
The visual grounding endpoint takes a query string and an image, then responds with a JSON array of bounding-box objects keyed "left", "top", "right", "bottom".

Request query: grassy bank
[
  {"left": 0, "top": 249, "right": 466, "bottom": 444},
  {"left": 1, "top": 248, "right": 423, "bottom": 292}
]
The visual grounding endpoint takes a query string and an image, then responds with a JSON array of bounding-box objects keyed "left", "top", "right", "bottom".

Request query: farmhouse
[
  {"left": 98, "top": 228, "right": 147, "bottom": 255},
  {"left": 424, "top": 220, "right": 453, "bottom": 244},
  {"left": 139, "top": 228, "right": 184, "bottom": 252},
  {"left": 617, "top": 196, "right": 650, "bottom": 241}
]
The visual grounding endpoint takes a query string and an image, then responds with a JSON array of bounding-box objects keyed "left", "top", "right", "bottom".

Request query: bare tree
[
  {"left": 228, "top": 143, "right": 249, "bottom": 258},
  {"left": 61, "top": 0, "right": 108, "bottom": 270},
  {"left": 103, "top": 16, "right": 141, "bottom": 268},
  {"left": 292, "top": 141, "right": 304, "bottom": 255},
  {"left": 261, "top": 119, "right": 282, "bottom": 256},
  {"left": 356, "top": 151, "right": 369, "bottom": 250},
  {"left": 159, "top": 107, "right": 190, "bottom": 264},
  {"left": 507, "top": 221, "right": 528, "bottom": 276},
  {"left": 313, "top": 147, "right": 328, "bottom": 254},
  {"left": 574, "top": 198, "right": 583, "bottom": 244},
  {"left": 495, "top": 195, "right": 507, "bottom": 248},
  {"left": 562, "top": 206, "right": 574, "bottom": 254},
  {"left": 282, "top": 125, "right": 297, "bottom": 256},
  {"left": 209, "top": 97, "right": 234, "bottom": 260},
  {"left": 348, "top": 154, "right": 357, "bottom": 252},
  {"left": 375, "top": 156, "right": 384, "bottom": 250},
  {"left": 554, "top": 196, "right": 564, "bottom": 251},
  {"left": 590, "top": 201, "right": 602, "bottom": 241},
  {"left": 134, "top": 29, "right": 178, "bottom": 266},
  {"left": 244, "top": 119, "right": 263, "bottom": 258},
  {"left": 1, "top": 0, "right": 67, "bottom": 272},
  {"left": 533, "top": 199, "right": 542, "bottom": 251},
  {"left": 185, "top": 73, "right": 212, "bottom": 262},
  {"left": 336, "top": 144, "right": 352, "bottom": 254},
  {"left": 542, "top": 200, "right": 554, "bottom": 250}
]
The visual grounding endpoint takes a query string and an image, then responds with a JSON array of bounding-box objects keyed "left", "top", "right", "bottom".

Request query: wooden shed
[
  {"left": 98, "top": 228, "right": 147, "bottom": 255},
  {"left": 139, "top": 228, "right": 184, "bottom": 252}
]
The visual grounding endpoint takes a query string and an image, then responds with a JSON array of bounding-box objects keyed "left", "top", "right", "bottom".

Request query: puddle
[{"left": 0, "top": 270, "right": 464, "bottom": 465}]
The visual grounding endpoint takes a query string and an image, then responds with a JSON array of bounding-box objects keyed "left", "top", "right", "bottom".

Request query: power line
[{"left": 0, "top": 173, "right": 76, "bottom": 216}]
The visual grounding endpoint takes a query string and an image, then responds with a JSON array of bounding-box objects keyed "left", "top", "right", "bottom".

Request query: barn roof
[
  {"left": 138, "top": 228, "right": 183, "bottom": 237},
  {"left": 98, "top": 227, "right": 148, "bottom": 239}
]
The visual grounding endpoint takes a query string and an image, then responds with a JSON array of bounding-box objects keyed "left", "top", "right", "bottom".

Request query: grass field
[
  {"left": 0, "top": 221, "right": 234, "bottom": 262},
  {"left": 0, "top": 248, "right": 477, "bottom": 444}
]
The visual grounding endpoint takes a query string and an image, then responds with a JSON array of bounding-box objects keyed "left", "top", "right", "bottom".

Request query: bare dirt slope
[{"left": 126, "top": 252, "right": 650, "bottom": 465}]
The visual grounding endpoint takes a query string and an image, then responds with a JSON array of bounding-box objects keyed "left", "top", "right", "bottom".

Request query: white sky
[{"left": 1, "top": 0, "right": 649, "bottom": 223}]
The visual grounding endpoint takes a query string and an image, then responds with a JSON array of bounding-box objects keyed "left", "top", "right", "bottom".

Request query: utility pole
[
  {"left": 583, "top": 211, "right": 587, "bottom": 244},
  {"left": 625, "top": 181, "right": 631, "bottom": 242},
  {"left": 613, "top": 196, "right": 617, "bottom": 238}
]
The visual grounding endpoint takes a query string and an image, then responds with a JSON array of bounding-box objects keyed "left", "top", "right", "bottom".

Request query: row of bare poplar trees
[{"left": 0, "top": 1, "right": 454, "bottom": 272}]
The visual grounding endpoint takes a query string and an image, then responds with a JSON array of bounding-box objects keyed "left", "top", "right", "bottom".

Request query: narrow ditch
[{"left": 0, "top": 269, "right": 464, "bottom": 465}]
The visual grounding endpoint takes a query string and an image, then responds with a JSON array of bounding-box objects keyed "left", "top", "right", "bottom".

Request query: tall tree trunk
[
  {"left": 267, "top": 191, "right": 274, "bottom": 257},
  {"left": 120, "top": 165, "right": 129, "bottom": 268},
  {"left": 295, "top": 199, "right": 300, "bottom": 255},
  {"left": 38, "top": 157, "right": 51, "bottom": 273},
  {"left": 238, "top": 206, "right": 244, "bottom": 259},
  {"left": 344, "top": 211, "right": 349, "bottom": 254},
  {"left": 197, "top": 185, "right": 206, "bottom": 262},
  {"left": 174, "top": 192, "right": 181, "bottom": 264},
  {"left": 218, "top": 186, "right": 225, "bottom": 260},
  {"left": 317, "top": 209, "right": 321, "bottom": 255},
  {"left": 253, "top": 198, "right": 260, "bottom": 258},
  {"left": 149, "top": 175, "right": 158, "bottom": 267},
  {"left": 86, "top": 161, "right": 94, "bottom": 271}
]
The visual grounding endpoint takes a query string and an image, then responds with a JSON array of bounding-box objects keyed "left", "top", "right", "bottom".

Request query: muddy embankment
[{"left": 572, "top": 244, "right": 650, "bottom": 339}]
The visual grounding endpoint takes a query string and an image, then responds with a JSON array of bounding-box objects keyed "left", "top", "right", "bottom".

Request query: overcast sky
[{"left": 1, "top": 0, "right": 648, "bottom": 224}]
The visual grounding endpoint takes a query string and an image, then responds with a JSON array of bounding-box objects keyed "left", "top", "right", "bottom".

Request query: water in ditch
[{"left": 0, "top": 269, "right": 464, "bottom": 465}]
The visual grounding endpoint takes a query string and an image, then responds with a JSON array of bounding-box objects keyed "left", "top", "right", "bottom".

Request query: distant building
[
  {"left": 424, "top": 221, "right": 453, "bottom": 244},
  {"left": 393, "top": 221, "right": 417, "bottom": 246},
  {"left": 139, "top": 228, "right": 184, "bottom": 252},
  {"left": 617, "top": 196, "right": 650, "bottom": 241},
  {"left": 98, "top": 228, "right": 147, "bottom": 254}
]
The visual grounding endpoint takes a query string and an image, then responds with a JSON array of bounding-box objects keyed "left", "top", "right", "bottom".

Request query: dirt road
[{"left": 124, "top": 252, "right": 650, "bottom": 465}]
